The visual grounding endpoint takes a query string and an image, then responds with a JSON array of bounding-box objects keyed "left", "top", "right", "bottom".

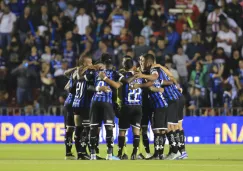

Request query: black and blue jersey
[
  {"left": 72, "top": 69, "right": 94, "bottom": 109},
  {"left": 85, "top": 69, "right": 123, "bottom": 103},
  {"left": 148, "top": 67, "right": 168, "bottom": 108},
  {"left": 121, "top": 71, "right": 143, "bottom": 105},
  {"left": 159, "top": 68, "right": 181, "bottom": 101},
  {"left": 64, "top": 76, "right": 76, "bottom": 107}
]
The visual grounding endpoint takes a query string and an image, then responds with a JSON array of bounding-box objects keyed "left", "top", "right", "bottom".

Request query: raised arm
[
  {"left": 99, "top": 72, "right": 122, "bottom": 89},
  {"left": 135, "top": 72, "right": 158, "bottom": 81},
  {"left": 64, "top": 67, "right": 78, "bottom": 77}
]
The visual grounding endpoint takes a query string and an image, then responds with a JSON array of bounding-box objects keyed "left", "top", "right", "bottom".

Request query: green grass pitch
[{"left": 0, "top": 144, "right": 243, "bottom": 171}]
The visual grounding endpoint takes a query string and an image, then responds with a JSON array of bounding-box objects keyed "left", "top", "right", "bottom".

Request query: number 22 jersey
[{"left": 120, "top": 71, "right": 143, "bottom": 106}]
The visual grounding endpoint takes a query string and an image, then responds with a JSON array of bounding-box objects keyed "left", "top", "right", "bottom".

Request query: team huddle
[{"left": 63, "top": 53, "right": 188, "bottom": 160}]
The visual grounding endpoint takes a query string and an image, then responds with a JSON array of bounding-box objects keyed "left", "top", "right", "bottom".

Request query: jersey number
[
  {"left": 75, "top": 82, "right": 84, "bottom": 98},
  {"left": 96, "top": 81, "right": 105, "bottom": 94},
  {"left": 128, "top": 88, "right": 141, "bottom": 103}
]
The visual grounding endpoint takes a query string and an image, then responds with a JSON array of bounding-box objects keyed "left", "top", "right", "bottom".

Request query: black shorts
[
  {"left": 166, "top": 100, "right": 178, "bottom": 124},
  {"left": 177, "top": 95, "right": 185, "bottom": 122},
  {"left": 90, "top": 101, "right": 115, "bottom": 126},
  {"left": 141, "top": 106, "right": 153, "bottom": 127},
  {"left": 64, "top": 106, "right": 75, "bottom": 128},
  {"left": 151, "top": 108, "right": 167, "bottom": 130},
  {"left": 119, "top": 105, "right": 142, "bottom": 130},
  {"left": 73, "top": 107, "right": 90, "bottom": 126}
]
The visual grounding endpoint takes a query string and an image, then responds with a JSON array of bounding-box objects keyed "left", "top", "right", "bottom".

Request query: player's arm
[
  {"left": 152, "top": 64, "right": 178, "bottom": 84},
  {"left": 87, "top": 85, "right": 111, "bottom": 92},
  {"left": 64, "top": 67, "right": 78, "bottom": 77},
  {"left": 99, "top": 72, "right": 122, "bottom": 89},
  {"left": 120, "top": 75, "right": 136, "bottom": 84},
  {"left": 161, "top": 80, "right": 174, "bottom": 86},
  {"left": 131, "top": 81, "right": 154, "bottom": 89},
  {"left": 135, "top": 72, "right": 158, "bottom": 81},
  {"left": 149, "top": 86, "right": 164, "bottom": 93}
]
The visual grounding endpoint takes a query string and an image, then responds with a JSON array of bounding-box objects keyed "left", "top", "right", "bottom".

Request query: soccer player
[
  {"left": 116, "top": 58, "right": 143, "bottom": 160},
  {"left": 176, "top": 89, "right": 188, "bottom": 159},
  {"left": 63, "top": 68, "right": 77, "bottom": 160},
  {"left": 138, "top": 55, "right": 152, "bottom": 159},
  {"left": 134, "top": 54, "right": 168, "bottom": 160},
  {"left": 72, "top": 56, "right": 94, "bottom": 160},
  {"left": 152, "top": 63, "right": 188, "bottom": 159},
  {"left": 83, "top": 53, "right": 124, "bottom": 160}
]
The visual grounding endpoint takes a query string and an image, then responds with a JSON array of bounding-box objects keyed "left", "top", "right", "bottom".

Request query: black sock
[
  {"left": 95, "top": 134, "right": 100, "bottom": 154},
  {"left": 65, "top": 131, "right": 73, "bottom": 155},
  {"left": 153, "top": 133, "right": 160, "bottom": 157},
  {"left": 159, "top": 134, "right": 165, "bottom": 156},
  {"left": 179, "top": 130, "right": 185, "bottom": 153},
  {"left": 118, "top": 136, "right": 125, "bottom": 156},
  {"left": 74, "top": 126, "right": 83, "bottom": 156},
  {"left": 142, "top": 133, "right": 150, "bottom": 153},
  {"left": 80, "top": 126, "right": 89, "bottom": 154},
  {"left": 175, "top": 130, "right": 181, "bottom": 152},
  {"left": 132, "top": 135, "right": 140, "bottom": 155},
  {"left": 90, "top": 126, "right": 98, "bottom": 154},
  {"left": 105, "top": 126, "right": 114, "bottom": 154},
  {"left": 166, "top": 131, "right": 178, "bottom": 154}
]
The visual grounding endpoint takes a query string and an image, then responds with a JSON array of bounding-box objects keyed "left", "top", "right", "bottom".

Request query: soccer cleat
[
  {"left": 81, "top": 153, "right": 91, "bottom": 160},
  {"left": 111, "top": 156, "right": 121, "bottom": 160},
  {"left": 65, "top": 153, "right": 76, "bottom": 160},
  {"left": 137, "top": 153, "right": 145, "bottom": 160},
  {"left": 145, "top": 154, "right": 160, "bottom": 160},
  {"left": 165, "top": 151, "right": 181, "bottom": 160},
  {"left": 106, "top": 154, "right": 113, "bottom": 160},
  {"left": 159, "top": 154, "right": 165, "bottom": 160},
  {"left": 96, "top": 154, "right": 106, "bottom": 160},
  {"left": 122, "top": 154, "right": 128, "bottom": 160},
  {"left": 145, "top": 153, "right": 152, "bottom": 159},
  {"left": 90, "top": 154, "right": 97, "bottom": 160},
  {"left": 178, "top": 151, "right": 188, "bottom": 160},
  {"left": 131, "top": 154, "right": 137, "bottom": 160}
]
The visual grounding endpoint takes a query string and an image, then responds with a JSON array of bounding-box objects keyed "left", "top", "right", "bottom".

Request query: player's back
[
  {"left": 72, "top": 69, "right": 94, "bottom": 108},
  {"left": 92, "top": 69, "right": 122, "bottom": 103},
  {"left": 149, "top": 67, "right": 168, "bottom": 108},
  {"left": 121, "top": 71, "right": 143, "bottom": 106},
  {"left": 159, "top": 68, "right": 181, "bottom": 101}
]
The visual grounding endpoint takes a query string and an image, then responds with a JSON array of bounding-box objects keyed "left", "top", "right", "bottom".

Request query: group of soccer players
[{"left": 63, "top": 52, "right": 188, "bottom": 160}]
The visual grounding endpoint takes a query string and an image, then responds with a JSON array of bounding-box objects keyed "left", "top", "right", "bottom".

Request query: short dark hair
[
  {"left": 123, "top": 55, "right": 132, "bottom": 60},
  {"left": 144, "top": 53, "right": 155, "bottom": 62},
  {"left": 101, "top": 53, "right": 112, "bottom": 63},
  {"left": 124, "top": 59, "right": 134, "bottom": 70},
  {"left": 224, "top": 83, "right": 232, "bottom": 92}
]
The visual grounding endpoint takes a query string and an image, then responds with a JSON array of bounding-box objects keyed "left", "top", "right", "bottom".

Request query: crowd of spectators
[{"left": 0, "top": 0, "right": 243, "bottom": 116}]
